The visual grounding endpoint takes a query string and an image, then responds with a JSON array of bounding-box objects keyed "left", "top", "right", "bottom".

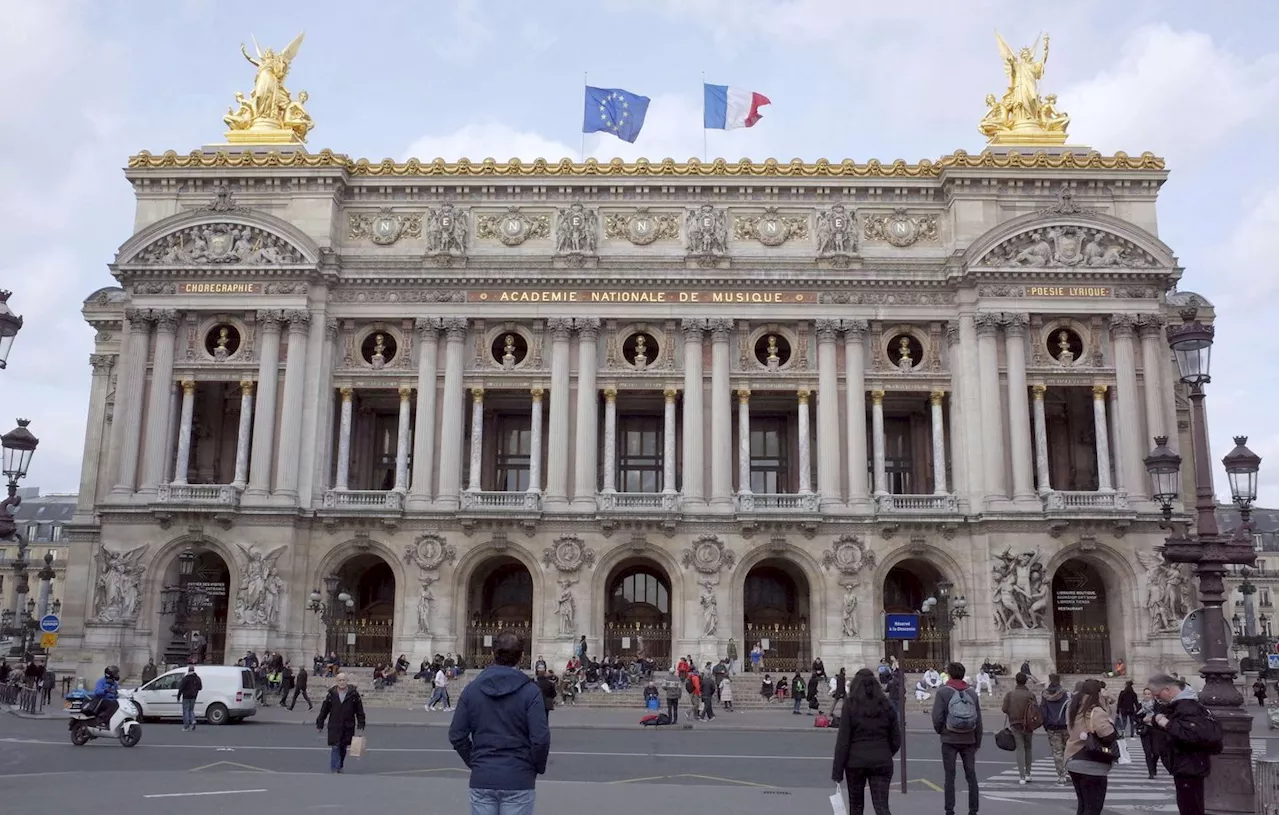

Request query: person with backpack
[
  {"left": 930, "top": 661, "right": 982, "bottom": 815},
  {"left": 1064, "top": 678, "right": 1116, "bottom": 815},
  {"left": 1001, "top": 672, "right": 1041, "bottom": 785},
  {"left": 832, "top": 668, "right": 901, "bottom": 815},
  {"left": 686, "top": 670, "right": 702, "bottom": 720},
  {"left": 1144, "top": 673, "right": 1223, "bottom": 815},
  {"left": 1039, "top": 673, "right": 1071, "bottom": 786}
]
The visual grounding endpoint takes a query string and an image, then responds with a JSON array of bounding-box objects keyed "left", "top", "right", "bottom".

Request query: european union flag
[{"left": 583, "top": 86, "right": 650, "bottom": 143}]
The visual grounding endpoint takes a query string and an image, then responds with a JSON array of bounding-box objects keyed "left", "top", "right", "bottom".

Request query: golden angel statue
[
  {"left": 980, "top": 31, "right": 1069, "bottom": 146},
  {"left": 223, "top": 33, "right": 313, "bottom": 144}
]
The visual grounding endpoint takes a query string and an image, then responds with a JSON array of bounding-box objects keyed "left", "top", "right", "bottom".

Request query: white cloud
[{"left": 404, "top": 123, "right": 577, "bottom": 162}]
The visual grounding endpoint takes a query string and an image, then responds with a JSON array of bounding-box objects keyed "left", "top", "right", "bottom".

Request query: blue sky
[{"left": 2, "top": 0, "right": 1277, "bottom": 504}]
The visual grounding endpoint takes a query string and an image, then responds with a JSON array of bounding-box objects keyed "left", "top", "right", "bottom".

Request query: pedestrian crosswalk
[{"left": 980, "top": 738, "right": 1272, "bottom": 812}]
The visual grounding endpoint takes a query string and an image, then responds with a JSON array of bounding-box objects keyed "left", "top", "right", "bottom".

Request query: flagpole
[
  {"left": 581, "top": 71, "right": 588, "bottom": 163},
  {"left": 701, "top": 71, "right": 708, "bottom": 162}
]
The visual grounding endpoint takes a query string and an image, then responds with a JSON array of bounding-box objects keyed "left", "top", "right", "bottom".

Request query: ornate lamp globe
[
  {"left": 0, "top": 291, "right": 22, "bottom": 370},
  {"left": 322, "top": 574, "right": 341, "bottom": 597},
  {"left": 1144, "top": 436, "right": 1182, "bottom": 516},
  {"left": 1222, "top": 436, "right": 1262, "bottom": 510},
  {"left": 936, "top": 580, "right": 953, "bottom": 599},
  {"left": 1, "top": 419, "right": 39, "bottom": 481},
  {"left": 309, "top": 589, "right": 322, "bottom": 605},
  {"left": 1166, "top": 308, "right": 1214, "bottom": 386},
  {"left": 178, "top": 547, "right": 197, "bottom": 577}
]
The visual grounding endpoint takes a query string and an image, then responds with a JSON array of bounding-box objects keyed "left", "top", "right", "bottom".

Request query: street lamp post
[
  {"left": 920, "top": 579, "right": 968, "bottom": 668},
  {"left": 1144, "top": 307, "right": 1261, "bottom": 814},
  {"left": 307, "top": 576, "right": 353, "bottom": 659},
  {"left": 159, "top": 547, "right": 201, "bottom": 664},
  {"left": 0, "top": 290, "right": 24, "bottom": 371},
  {"left": 1, "top": 419, "right": 39, "bottom": 657}
]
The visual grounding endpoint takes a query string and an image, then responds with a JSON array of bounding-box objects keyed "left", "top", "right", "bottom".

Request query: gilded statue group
[
  {"left": 979, "top": 32, "right": 1070, "bottom": 143},
  {"left": 224, "top": 33, "right": 313, "bottom": 141}
]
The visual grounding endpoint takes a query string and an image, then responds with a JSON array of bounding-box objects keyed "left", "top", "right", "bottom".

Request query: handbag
[
  {"left": 1080, "top": 731, "right": 1119, "bottom": 764},
  {"left": 995, "top": 726, "right": 1017, "bottom": 752}
]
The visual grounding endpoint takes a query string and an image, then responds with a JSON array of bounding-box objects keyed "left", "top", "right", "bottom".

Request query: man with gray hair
[{"left": 1143, "top": 673, "right": 1223, "bottom": 815}]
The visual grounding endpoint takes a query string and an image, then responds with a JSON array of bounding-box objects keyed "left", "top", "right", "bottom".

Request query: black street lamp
[
  {"left": 1, "top": 419, "right": 39, "bottom": 658},
  {"left": 1145, "top": 307, "right": 1261, "bottom": 813},
  {"left": 0, "top": 290, "right": 23, "bottom": 371},
  {"left": 308, "top": 576, "right": 354, "bottom": 659},
  {"left": 920, "top": 580, "right": 968, "bottom": 666},
  {"left": 158, "top": 547, "right": 203, "bottom": 664}
]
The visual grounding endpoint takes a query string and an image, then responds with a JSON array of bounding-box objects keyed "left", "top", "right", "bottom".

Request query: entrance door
[
  {"left": 743, "top": 558, "right": 811, "bottom": 673},
  {"left": 465, "top": 557, "right": 533, "bottom": 669},
  {"left": 604, "top": 560, "right": 672, "bottom": 669},
  {"left": 1052, "top": 560, "right": 1111, "bottom": 674},
  {"left": 882, "top": 560, "right": 951, "bottom": 671}
]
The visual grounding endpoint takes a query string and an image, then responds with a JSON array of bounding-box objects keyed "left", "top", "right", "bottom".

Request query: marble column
[
  {"left": 408, "top": 319, "right": 440, "bottom": 508},
  {"left": 870, "top": 390, "right": 887, "bottom": 496},
  {"left": 1002, "top": 313, "right": 1036, "bottom": 504},
  {"left": 273, "top": 311, "right": 311, "bottom": 500},
  {"left": 974, "top": 313, "right": 1006, "bottom": 501},
  {"left": 929, "top": 390, "right": 947, "bottom": 494},
  {"left": 1109, "top": 388, "right": 1124, "bottom": 492},
  {"left": 1092, "top": 384, "right": 1114, "bottom": 492},
  {"left": 797, "top": 388, "right": 812, "bottom": 495},
  {"left": 310, "top": 318, "right": 340, "bottom": 504},
  {"left": 295, "top": 305, "right": 330, "bottom": 509},
  {"left": 109, "top": 311, "right": 151, "bottom": 497},
  {"left": 663, "top": 387, "right": 678, "bottom": 494},
  {"left": 709, "top": 319, "right": 734, "bottom": 510},
  {"left": 543, "top": 318, "right": 573, "bottom": 510},
  {"left": 737, "top": 389, "right": 752, "bottom": 495},
  {"left": 944, "top": 323, "right": 969, "bottom": 504},
  {"left": 436, "top": 318, "right": 469, "bottom": 510},
  {"left": 956, "top": 315, "right": 986, "bottom": 505},
  {"left": 815, "top": 320, "right": 841, "bottom": 507},
  {"left": 76, "top": 354, "right": 115, "bottom": 512},
  {"left": 245, "top": 311, "right": 284, "bottom": 500},
  {"left": 172, "top": 379, "right": 196, "bottom": 485},
  {"left": 601, "top": 387, "right": 617, "bottom": 493},
  {"left": 1031, "top": 384, "right": 1051, "bottom": 494},
  {"left": 843, "top": 321, "right": 870, "bottom": 509},
  {"left": 164, "top": 381, "right": 182, "bottom": 484},
  {"left": 394, "top": 385, "right": 412, "bottom": 492},
  {"left": 1138, "top": 315, "right": 1168, "bottom": 447},
  {"left": 468, "top": 387, "right": 484, "bottom": 492},
  {"left": 528, "top": 388, "right": 544, "bottom": 494},
  {"left": 572, "top": 319, "right": 601, "bottom": 510},
  {"left": 680, "top": 320, "right": 706, "bottom": 507},
  {"left": 231, "top": 380, "right": 254, "bottom": 489},
  {"left": 1110, "top": 315, "right": 1147, "bottom": 498},
  {"left": 334, "top": 387, "right": 354, "bottom": 490},
  {"left": 139, "top": 309, "right": 180, "bottom": 496}
]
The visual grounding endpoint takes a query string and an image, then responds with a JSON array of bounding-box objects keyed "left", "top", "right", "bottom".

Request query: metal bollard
[{"left": 1257, "top": 758, "right": 1279, "bottom": 815}]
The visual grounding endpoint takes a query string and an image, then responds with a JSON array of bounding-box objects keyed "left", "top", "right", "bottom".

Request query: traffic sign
[
  {"left": 40, "top": 632, "right": 58, "bottom": 649},
  {"left": 39, "top": 614, "right": 60, "bottom": 633},
  {"left": 1179, "top": 608, "right": 1234, "bottom": 658},
  {"left": 885, "top": 613, "right": 920, "bottom": 640},
  {"left": 1268, "top": 653, "right": 1279, "bottom": 671}
]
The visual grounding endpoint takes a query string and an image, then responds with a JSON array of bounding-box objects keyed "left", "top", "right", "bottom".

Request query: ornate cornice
[{"left": 128, "top": 149, "right": 1167, "bottom": 177}]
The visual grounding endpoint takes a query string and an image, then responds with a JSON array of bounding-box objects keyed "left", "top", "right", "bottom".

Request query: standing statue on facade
[
  {"left": 980, "top": 32, "right": 1069, "bottom": 145},
  {"left": 1137, "top": 551, "right": 1190, "bottom": 632},
  {"left": 841, "top": 582, "right": 859, "bottom": 637},
  {"left": 234, "top": 543, "right": 286, "bottom": 626},
  {"left": 555, "top": 202, "right": 598, "bottom": 255},
  {"left": 93, "top": 544, "right": 148, "bottom": 623},
  {"left": 700, "top": 581, "right": 719, "bottom": 637},
  {"left": 686, "top": 204, "right": 727, "bottom": 257},
  {"left": 227, "top": 33, "right": 312, "bottom": 141},
  {"left": 417, "top": 578, "right": 436, "bottom": 634},
  {"left": 556, "top": 579, "right": 576, "bottom": 636},
  {"left": 992, "top": 548, "right": 1047, "bottom": 631}
]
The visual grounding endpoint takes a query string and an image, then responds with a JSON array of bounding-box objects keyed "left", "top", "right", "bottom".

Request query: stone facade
[{"left": 60, "top": 149, "right": 1211, "bottom": 680}]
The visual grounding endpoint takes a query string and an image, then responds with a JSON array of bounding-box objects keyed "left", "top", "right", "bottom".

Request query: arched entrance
[
  {"left": 604, "top": 558, "right": 672, "bottom": 669},
  {"left": 1052, "top": 559, "right": 1112, "bottom": 674},
  {"left": 326, "top": 553, "right": 396, "bottom": 667},
  {"left": 161, "top": 550, "right": 231, "bottom": 666},
  {"left": 465, "top": 557, "right": 534, "bottom": 669},
  {"left": 743, "top": 558, "right": 811, "bottom": 673},
  {"left": 882, "top": 559, "right": 951, "bottom": 672}
]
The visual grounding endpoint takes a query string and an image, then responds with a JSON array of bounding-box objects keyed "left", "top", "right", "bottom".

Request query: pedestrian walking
[
  {"left": 178, "top": 665, "right": 202, "bottom": 731},
  {"left": 40, "top": 668, "right": 55, "bottom": 705},
  {"left": 700, "top": 666, "right": 717, "bottom": 720},
  {"left": 449, "top": 629, "right": 550, "bottom": 815},
  {"left": 930, "top": 661, "right": 982, "bottom": 815},
  {"left": 1000, "top": 672, "right": 1039, "bottom": 784},
  {"left": 726, "top": 637, "right": 738, "bottom": 675},
  {"left": 832, "top": 668, "right": 901, "bottom": 815},
  {"left": 1039, "top": 673, "right": 1071, "bottom": 785},
  {"left": 1144, "top": 672, "right": 1223, "bottom": 815},
  {"left": 1064, "top": 678, "right": 1117, "bottom": 815},
  {"left": 718, "top": 674, "right": 734, "bottom": 711},
  {"left": 278, "top": 662, "right": 295, "bottom": 706},
  {"left": 316, "top": 673, "right": 366, "bottom": 774},
  {"left": 288, "top": 662, "right": 314, "bottom": 710},
  {"left": 831, "top": 667, "right": 847, "bottom": 717},
  {"left": 1116, "top": 680, "right": 1139, "bottom": 737},
  {"left": 1136, "top": 688, "right": 1161, "bottom": 779},
  {"left": 663, "top": 673, "right": 682, "bottom": 722},
  {"left": 1254, "top": 677, "right": 1268, "bottom": 707},
  {"left": 536, "top": 669, "right": 557, "bottom": 716},
  {"left": 426, "top": 664, "right": 452, "bottom": 711}
]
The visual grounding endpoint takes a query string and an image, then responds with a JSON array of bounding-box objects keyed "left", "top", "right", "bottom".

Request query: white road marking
[{"left": 143, "top": 789, "right": 267, "bottom": 799}]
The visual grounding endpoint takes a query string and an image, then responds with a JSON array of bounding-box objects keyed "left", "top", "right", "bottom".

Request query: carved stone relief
[
  {"left": 732, "top": 207, "right": 808, "bottom": 246},
  {"left": 136, "top": 224, "right": 304, "bottom": 265},
  {"left": 821, "top": 534, "right": 876, "bottom": 576},
  {"left": 233, "top": 543, "right": 286, "bottom": 627},
  {"left": 476, "top": 208, "right": 551, "bottom": 246},
  {"left": 348, "top": 209, "right": 424, "bottom": 245},
  {"left": 979, "top": 226, "right": 1155, "bottom": 268},
  {"left": 604, "top": 208, "right": 680, "bottom": 245},
  {"left": 863, "top": 209, "right": 939, "bottom": 247},
  {"left": 92, "top": 544, "right": 147, "bottom": 623},
  {"left": 681, "top": 534, "right": 736, "bottom": 578},
  {"left": 543, "top": 535, "right": 596, "bottom": 574},
  {"left": 991, "top": 548, "right": 1048, "bottom": 632}
]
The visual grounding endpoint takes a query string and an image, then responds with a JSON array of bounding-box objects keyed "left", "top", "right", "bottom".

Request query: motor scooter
[{"left": 68, "top": 694, "right": 143, "bottom": 747}]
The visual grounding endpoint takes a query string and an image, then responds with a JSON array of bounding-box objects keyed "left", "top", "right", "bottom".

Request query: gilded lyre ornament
[
  {"left": 224, "top": 33, "right": 312, "bottom": 144},
  {"left": 980, "top": 32, "right": 1069, "bottom": 146}
]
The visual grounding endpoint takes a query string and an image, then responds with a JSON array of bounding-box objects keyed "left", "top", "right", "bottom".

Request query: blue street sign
[
  {"left": 1268, "top": 653, "right": 1279, "bottom": 671},
  {"left": 39, "top": 614, "right": 60, "bottom": 634},
  {"left": 885, "top": 613, "right": 919, "bottom": 640}
]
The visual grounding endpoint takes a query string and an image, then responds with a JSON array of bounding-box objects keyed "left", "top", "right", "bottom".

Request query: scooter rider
[{"left": 91, "top": 666, "right": 121, "bottom": 726}]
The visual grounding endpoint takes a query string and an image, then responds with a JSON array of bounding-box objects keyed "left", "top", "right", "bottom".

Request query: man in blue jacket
[
  {"left": 90, "top": 665, "right": 121, "bottom": 726},
  {"left": 449, "top": 630, "right": 550, "bottom": 815}
]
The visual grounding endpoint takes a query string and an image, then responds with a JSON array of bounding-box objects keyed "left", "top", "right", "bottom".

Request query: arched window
[{"left": 608, "top": 566, "right": 670, "bottom": 622}]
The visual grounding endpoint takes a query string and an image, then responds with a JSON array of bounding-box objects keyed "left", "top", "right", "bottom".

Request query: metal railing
[
  {"left": 1257, "top": 757, "right": 1278, "bottom": 815},
  {"left": 322, "top": 489, "right": 405, "bottom": 511},
  {"left": 597, "top": 492, "right": 680, "bottom": 512},
  {"left": 603, "top": 622, "right": 672, "bottom": 669},
  {"left": 460, "top": 490, "right": 542, "bottom": 512},
  {"left": 0, "top": 683, "right": 45, "bottom": 713}
]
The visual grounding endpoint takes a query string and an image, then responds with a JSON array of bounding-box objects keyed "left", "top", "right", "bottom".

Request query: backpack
[
  {"left": 640, "top": 714, "right": 660, "bottom": 726},
  {"left": 1023, "top": 698, "right": 1044, "bottom": 731},
  {"left": 1198, "top": 705, "right": 1225, "bottom": 755},
  {"left": 814, "top": 713, "right": 831, "bottom": 728},
  {"left": 656, "top": 712, "right": 672, "bottom": 726},
  {"left": 945, "top": 688, "right": 979, "bottom": 733},
  {"left": 685, "top": 677, "right": 696, "bottom": 694},
  {"left": 1043, "top": 696, "right": 1069, "bottom": 728}
]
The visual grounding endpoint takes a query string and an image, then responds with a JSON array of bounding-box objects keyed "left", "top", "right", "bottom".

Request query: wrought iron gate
[
  {"left": 325, "top": 618, "right": 394, "bottom": 667},
  {"left": 1054, "top": 625, "right": 1110, "bottom": 674},
  {"left": 883, "top": 618, "right": 950, "bottom": 672},
  {"left": 604, "top": 622, "right": 671, "bottom": 669},
  {"left": 465, "top": 621, "right": 532, "bottom": 669},
  {"left": 744, "top": 624, "right": 811, "bottom": 673}
]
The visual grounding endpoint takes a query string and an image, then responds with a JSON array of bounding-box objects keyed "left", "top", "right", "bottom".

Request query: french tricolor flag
[{"left": 703, "top": 83, "right": 771, "bottom": 130}]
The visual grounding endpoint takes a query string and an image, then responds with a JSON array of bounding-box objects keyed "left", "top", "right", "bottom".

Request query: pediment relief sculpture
[
  {"left": 135, "top": 224, "right": 305, "bottom": 266},
  {"left": 979, "top": 225, "right": 1155, "bottom": 268}
]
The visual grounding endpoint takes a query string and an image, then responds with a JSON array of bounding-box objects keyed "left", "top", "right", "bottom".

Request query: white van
[{"left": 125, "top": 665, "right": 258, "bottom": 725}]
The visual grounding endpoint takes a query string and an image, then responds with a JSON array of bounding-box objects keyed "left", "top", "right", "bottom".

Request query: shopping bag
[
  {"left": 1117, "top": 739, "right": 1132, "bottom": 765},
  {"left": 829, "top": 784, "right": 848, "bottom": 815},
  {"left": 349, "top": 734, "right": 367, "bottom": 758}
]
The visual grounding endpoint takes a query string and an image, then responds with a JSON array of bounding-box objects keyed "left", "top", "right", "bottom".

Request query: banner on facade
[{"left": 885, "top": 614, "right": 919, "bottom": 640}]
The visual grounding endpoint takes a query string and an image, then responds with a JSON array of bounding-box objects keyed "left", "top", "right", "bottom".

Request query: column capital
[
  {"left": 663, "top": 386, "right": 678, "bottom": 402},
  {"left": 124, "top": 307, "right": 156, "bottom": 327},
  {"left": 89, "top": 353, "right": 116, "bottom": 373},
  {"left": 471, "top": 387, "right": 485, "bottom": 403},
  {"left": 153, "top": 309, "right": 181, "bottom": 333},
  {"left": 546, "top": 317, "right": 574, "bottom": 341},
  {"left": 797, "top": 388, "right": 811, "bottom": 405},
  {"left": 575, "top": 317, "right": 601, "bottom": 340},
  {"left": 180, "top": 379, "right": 197, "bottom": 396},
  {"left": 414, "top": 317, "right": 442, "bottom": 338},
  {"left": 1000, "top": 312, "right": 1029, "bottom": 336},
  {"left": 870, "top": 389, "right": 885, "bottom": 405},
  {"left": 1091, "top": 384, "right": 1109, "bottom": 399},
  {"left": 929, "top": 390, "right": 945, "bottom": 406},
  {"left": 680, "top": 318, "right": 707, "bottom": 340},
  {"left": 814, "top": 319, "right": 842, "bottom": 343},
  {"left": 1109, "top": 313, "right": 1139, "bottom": 338},
  {"left": 398, "top": 385, "right": 413, "bottom": 400},
  {"left": 708, "top": 318, "right": 735, "bottom": 341},
  {"left": 603, "top": 386, "right": 617, "bottom": 402},
  {"left": 842, "top": 319, "right": 869, "bottom": 340},
  {"left": 530, "top": 387, "right": 545, "bottom": 402},
  {"left": 973, "top": 312, "right": 1002, "bottom": 337},
  {"left": 240, "top": 379, "right": 255, "bottom": 396},
  {"left": 442, "top": 317, "right": 469, "bottom": 340},
  {"left": 737, "top": 387, "right": 751, "bottom": 404},
  {"left": 1136, "top": 313, "right": 1166, "bottom": 339},
  {"left": 944, "top": 321, "right": 960, "bottom": 346},
  {"left": 1031, "top": 383, "right": 1047, "bottom": 399},
  {"left": 257, "top": 309, "right": 286, "bottom": 333},
  {"left": 339, "top": 386, "right": 354, "bottom": 401},
  {"left": 284, "top": 309, "right": 311, "bottom": 331},
  {"left": 325, "top": 316, "right": 340, "bottom": 340}
]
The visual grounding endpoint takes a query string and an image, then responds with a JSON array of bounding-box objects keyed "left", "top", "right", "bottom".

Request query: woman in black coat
[
  {"left": 832, "top": 668, "right": 901, "bottom": 815},
  {"left": 316, "top": 673, "right": 366, "bottom": 773}
]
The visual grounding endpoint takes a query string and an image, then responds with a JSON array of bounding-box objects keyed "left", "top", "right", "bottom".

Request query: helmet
[{"left": 104, "top": 665, "right": 120, "bottom": 681}]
